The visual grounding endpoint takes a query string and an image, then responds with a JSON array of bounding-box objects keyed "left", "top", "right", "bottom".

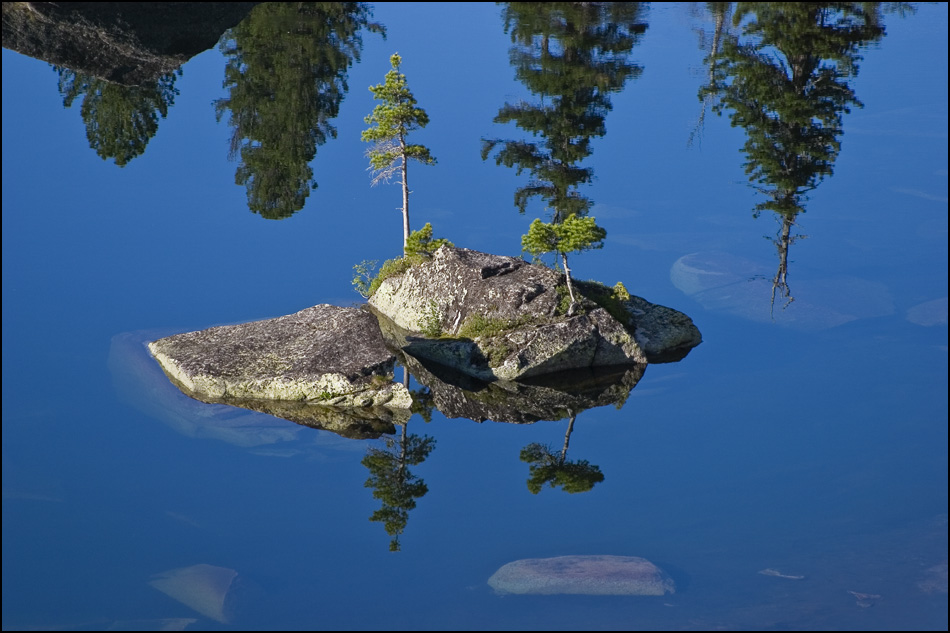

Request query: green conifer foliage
[
  {"left": 215, "top": 3, "right": 380, "bottom": 219},
  {"left": 362, "top": 425, "right": 435, "bottom": 552},
  {"left": 362, "top": 53, "right": 436, "bottom": 251},
  {"left": 522, "top": 215, "right": 607, "bottom": 312},
  {"left": 56, "top": 67, "right": 180, "bottom": 166},
  {"left": 404, "top": 222, "right": 453, "bottom": 258},
  {"left": 519, "top": 415, "right": 604, "bottom": 494},
  {"left": 701, "top": 2, "right": 885, "bottom": 308}
]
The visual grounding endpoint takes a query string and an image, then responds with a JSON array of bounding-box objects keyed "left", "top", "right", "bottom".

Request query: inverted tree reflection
[
  {"left": 361, "top": 419, "right": 435, "bottom": 552},
  {"left": 483, "top": 2, "right": 646, "bottom": 219},
  {"left": 701, "top": 2, "right": 884, "bottom": 310},
  {"left": 56, "top": 68, "right": 181, "bottom": 166},
  {"left": 520, "top": 413, "right": 604, "bottom": 494},
  {"left": 215, "top": 2, "right": 382, "bottom": 219}
]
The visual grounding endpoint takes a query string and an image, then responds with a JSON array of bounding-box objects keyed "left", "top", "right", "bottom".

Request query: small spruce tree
[{"left": 522, "top": 215, "right": 606, "bottom": 314}]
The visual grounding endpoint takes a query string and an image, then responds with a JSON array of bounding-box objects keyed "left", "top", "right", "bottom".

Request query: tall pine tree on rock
[{"left": 362, "top": 53, "right": 436, "bottom": 252}]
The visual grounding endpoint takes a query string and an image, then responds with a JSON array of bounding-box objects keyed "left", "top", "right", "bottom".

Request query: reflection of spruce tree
[
  {"left": 688, "top": 2, "right": 734, "bottom": 147},
  {"left": 56, "top": 68, "right": 180, "bottom": 166},
  {"left": 484, "top": 2, "right": 646, "bottom": 218},
  {"left": 482, "top": 2, "right": 646, "bottom": 311},
  {"left": 703, "top": 3, "right": 884, "bottom": 308},
  {"left": 520, "top": 414, "right": 604, "bottom": 494},
  {"left": 215, "top": 2, "right": 381, "bottom": 219},
  {"left": 361, "top": 422, "right": 435, "bottom": 552}
]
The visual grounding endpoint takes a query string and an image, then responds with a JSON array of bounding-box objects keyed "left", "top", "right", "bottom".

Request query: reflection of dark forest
[
  {"left": 215, "top": 2, "right": 382, "bottom": 219},
  {"left": 701, "top": 2, "right": 886, "bottom": 308}
]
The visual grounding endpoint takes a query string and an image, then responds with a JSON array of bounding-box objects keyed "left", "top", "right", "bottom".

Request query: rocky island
[{"left": 149, "top": 247, "right": 701, "bottom": 414}]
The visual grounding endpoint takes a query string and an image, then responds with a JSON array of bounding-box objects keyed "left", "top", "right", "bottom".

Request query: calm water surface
[{"left": 2, "top": 3, "right": 947, "bottom": 630}]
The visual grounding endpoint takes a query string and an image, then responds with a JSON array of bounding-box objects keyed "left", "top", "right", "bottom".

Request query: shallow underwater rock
[
  {"left": 906, "top": 297, "right": 948, "bottom": 327},
  {"left": 671, "top": 251, "right": 894, "bottom": 330},
  {"left": 149, "top": 564, "right": 237, "bottom": 623},
  {"left": 149, "top": 305, "right": 411, "bottom": 409},
  {"left": 918, "top": 560, "right": 948, "bottom": 594},
  {"left": 488, "top": 555, "right": 675, "bottom": 596}
]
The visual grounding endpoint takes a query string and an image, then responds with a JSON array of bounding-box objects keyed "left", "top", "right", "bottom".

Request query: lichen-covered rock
[
  {"left": 148, "top": 305, "right": 411, "bottom": 408},
  {"left": 370, "top": 246, "right": 701, "bottom": 379},
  {"left": 369, "top": 247, "right": 565, "bottom": 335},
  {"left": 488, "top": 555, "right": 675, "bottom": 596},
  {"left": 621, "top": 295, "right": 703, "bottom": 362},
  {"left": 400, "top": 307, "right": 645, "bottom": 381}
]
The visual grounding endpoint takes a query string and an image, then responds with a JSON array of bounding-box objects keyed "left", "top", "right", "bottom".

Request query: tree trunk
[
  {"left": 689, "top": 6, "right": 727, "bottom": 148},
  {"left": 561, "top": 252, "right": 578, "bottom": 315},
  {"left": 770, "top": 212, "right": 795, "bottom": 314},
  {"left": 400, "top": 421, "right": 408, "bottom": 460},
  {"left": 559, "top": 413, "right": 576, "bottom": 465},
  {"left": 400, "top": 134, "right": 410, "bottom": 252}
]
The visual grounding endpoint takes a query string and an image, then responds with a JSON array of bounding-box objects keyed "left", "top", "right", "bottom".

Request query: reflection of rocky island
[
  {"left": 402, "top": 350, "right": 642, "bottom": 424},
  {"left": 179, "top": 396, "right": 405, "bottom": 440}
]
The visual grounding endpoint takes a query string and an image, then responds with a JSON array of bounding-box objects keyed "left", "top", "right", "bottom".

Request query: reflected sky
[{"left": 2, "top": 2, "right": 947, "bottom": 630}]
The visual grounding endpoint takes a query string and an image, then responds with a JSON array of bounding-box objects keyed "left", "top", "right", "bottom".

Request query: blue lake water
[{"left": 2, "top": 2, "right": 947, "bottom": 630}]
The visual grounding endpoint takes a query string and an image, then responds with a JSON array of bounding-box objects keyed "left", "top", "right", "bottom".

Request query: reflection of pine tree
[
  {"left": 215, "top": 2, "right": 381, "bottom": 219},
  {"left": 707, "top": 3, "right": 883, "bottom": 200},
  {"left": 520, "top": 414, "right": 604, "bottom": 494},
  {"left": 56, "top": 68, "right": 180, "bottom": 166},
  {"left": 703, "top": 2, "right": 884, "bottom": 308},
  {"left": 689, "top": 2, "right": 734, "bottom": 147},
  {"left": 361, "top": 423, "right": 435, "bottom": 552},
  {"left": 483, "top": 2, "right": 647, "bottom": 219}
]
